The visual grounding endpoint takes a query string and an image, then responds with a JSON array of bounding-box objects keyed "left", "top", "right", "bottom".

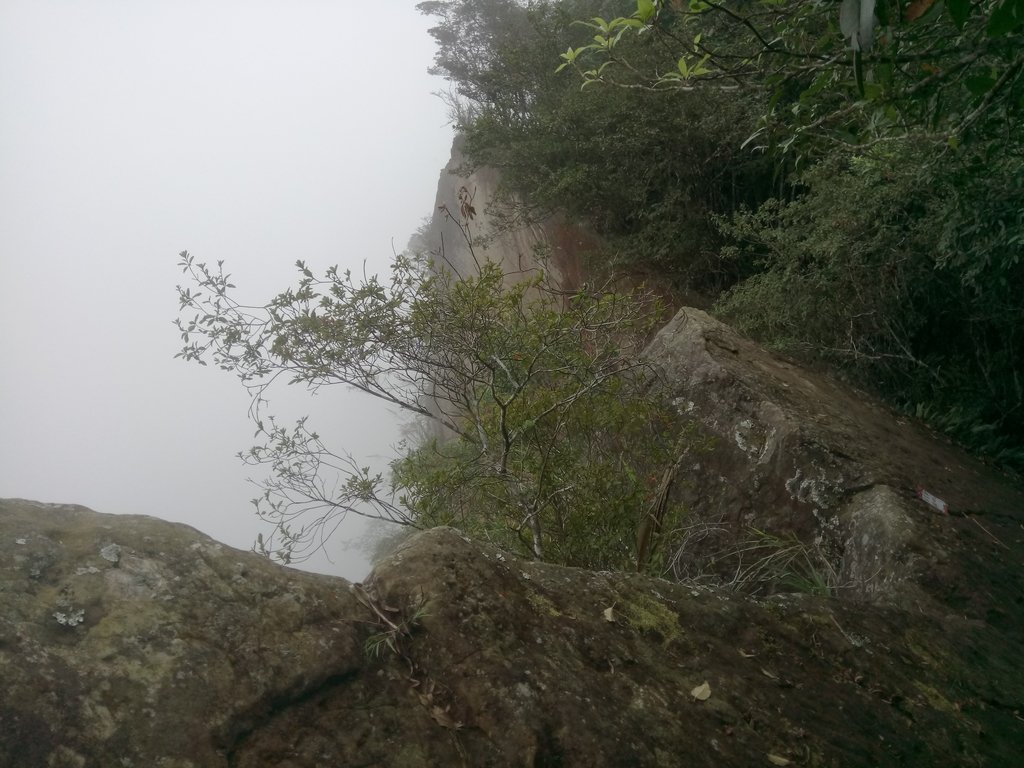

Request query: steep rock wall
[{"left": 417, "top": 135, "right": 592, "bottom": 292}]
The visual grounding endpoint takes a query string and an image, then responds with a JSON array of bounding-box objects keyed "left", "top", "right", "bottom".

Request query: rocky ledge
[{"left": 1, "top": 501, "right": 1021, "bottom": 766}]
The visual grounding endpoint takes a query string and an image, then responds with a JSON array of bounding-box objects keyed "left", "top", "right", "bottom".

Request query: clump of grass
[
  {"left": 727, "top": 529, "right": 840, "bottom": 596},
  {"left": 668, "top": 524, "right": 843, "bottom": 597},
  {"left": 354, "top": 583, "right": 429, "bottom": 660}
]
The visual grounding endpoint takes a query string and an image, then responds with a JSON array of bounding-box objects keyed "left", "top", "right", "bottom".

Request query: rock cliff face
[
  {"left": 3, "top": 307, "right": 1023, "bottom": 767},
  {"left": 418, "top": 135, "right": 592, "bottom": 292}
]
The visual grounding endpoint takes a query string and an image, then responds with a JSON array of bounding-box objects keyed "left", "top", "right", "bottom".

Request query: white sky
[{"left": 0, "top": 0, "right": 453, "bottom": 579}]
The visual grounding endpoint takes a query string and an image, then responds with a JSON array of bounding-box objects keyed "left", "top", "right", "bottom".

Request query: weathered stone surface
[
  {"left": 1, "top": 499, "right": 367, "bottom": 767},
  {"left": 645, "top": 307, "right": 1024, "bottom": 618},
  {"left": 4, "top": 495, "right": 1023, "bottom": 766},
  {"left": 422, "top": 135, "right": 592, "bottom": 294},
  {"left": 364, "top": 528, "right": 1024, "bottom": 767}
]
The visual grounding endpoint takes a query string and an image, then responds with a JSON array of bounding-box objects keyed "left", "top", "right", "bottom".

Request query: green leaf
[
  {"left": 636, "top": 0, "right": 656, "bottom": 23},
  {"left": 853, "top": 50, "right": 865, "bottom": 98},
  {"left": 988, "top": 0, "right": 1024, "bottom": 36},
  {"left": 964, "top": 74, "right": 997, "bottom": 97},
  {"left": 862, "top": 82, "right": 883, "bottom": 100},
  {"left": 873, "top": 62, "right": 893, "bottom": 89},
  {"left": 800, "top": 70, "right": 832, "bottom": 101},
  {"left": 946, "top": 0, "right": 971, "bottom": 28}
]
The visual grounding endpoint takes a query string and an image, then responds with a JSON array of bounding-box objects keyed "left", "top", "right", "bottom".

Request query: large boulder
[
  {"left": 644, "top": 308, "right": 1024, "bottom": 619},
  {"left": 3, "top": 496, "right": 1023, "bottom": 766}
]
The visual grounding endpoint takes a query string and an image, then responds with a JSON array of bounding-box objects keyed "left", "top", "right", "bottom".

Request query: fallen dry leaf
[
  {"left": 430, "top": 705, "right": 462, "bottom": 730},
  {"left": 603, "top": 606, "right": 616, "bottom": 622},
  {"left": 690, "top": 681, "right": 711, "bottom": 701},
  {"left": 739, "top": 649, "right": 756, "bottom": 658},
  {"left": 904, "top": 0, "right": 937, "bottom": 22},
  {"left": 766, "top": 754, "right": 791, "bottom": 766}
]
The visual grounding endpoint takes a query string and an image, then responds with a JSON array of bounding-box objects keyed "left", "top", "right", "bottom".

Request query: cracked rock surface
[{"left": 645, "top": 308, "right": 1024, "bottom": 614}]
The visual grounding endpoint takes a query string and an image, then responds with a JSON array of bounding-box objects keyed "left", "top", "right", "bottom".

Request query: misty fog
[{"left": 0, "top": 0, "right": 452, "bottom": 579}]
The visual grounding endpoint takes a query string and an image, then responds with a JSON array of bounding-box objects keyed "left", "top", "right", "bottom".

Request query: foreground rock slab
[
  {"left": 1, "top": 499, "right": 364, "bottom": 767},
  {"left": 3, "top": 499, "right": 1022, "bottom": 766}
]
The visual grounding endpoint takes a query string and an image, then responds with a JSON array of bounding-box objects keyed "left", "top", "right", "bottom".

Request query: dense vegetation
[{"left": 419, "top": 0, "right": 1024, "bottom": 469}]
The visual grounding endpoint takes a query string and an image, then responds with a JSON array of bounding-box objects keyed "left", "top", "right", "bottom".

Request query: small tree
[{"left": 175, "top": 209, "right": 690, "bottom": 569}]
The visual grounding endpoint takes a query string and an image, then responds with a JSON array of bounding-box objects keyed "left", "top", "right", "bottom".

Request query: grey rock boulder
[
  {"left": 645, "top": 308, "right": 1024, "bottom": 617},
  {"left": 1, "top": 499, "right": 363, "bottom": 767}
]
